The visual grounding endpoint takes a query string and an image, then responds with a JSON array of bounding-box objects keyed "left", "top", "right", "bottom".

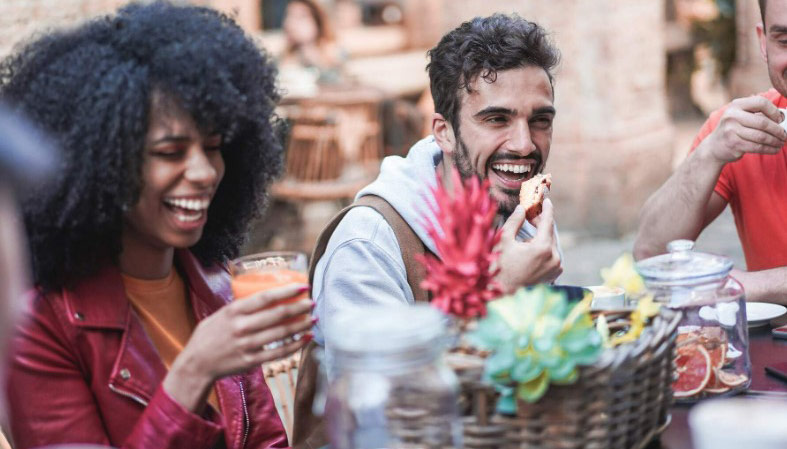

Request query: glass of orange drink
[{"left": 229, "top": 251, "right": 310, "bottom": 349}]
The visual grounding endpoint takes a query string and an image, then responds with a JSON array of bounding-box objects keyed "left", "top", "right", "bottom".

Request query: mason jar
[
  {"left": 635, "top": 240, "right": 751, "bottom": 401},
  {"left": 323, "top": 304, "right": 461, "bottom": 449}
]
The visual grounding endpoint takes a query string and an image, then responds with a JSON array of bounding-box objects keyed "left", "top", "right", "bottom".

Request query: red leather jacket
[{"left": 6, "top": 250, "right": 288, "bottom": 449}]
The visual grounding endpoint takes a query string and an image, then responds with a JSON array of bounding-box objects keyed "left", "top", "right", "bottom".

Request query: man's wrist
[
  {"left": 693, "top": 136, "right": 730, "bottom": 170},
  {"left": 494, "top": 270, "right": 519, "bottom": 294}
]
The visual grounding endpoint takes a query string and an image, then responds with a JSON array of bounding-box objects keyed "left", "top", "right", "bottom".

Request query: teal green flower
[{"left": 468, "top": 285, "right": 603, "bottom": 412}]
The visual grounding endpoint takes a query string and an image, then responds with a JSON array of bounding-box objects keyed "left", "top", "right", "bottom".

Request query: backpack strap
[
  {"left": 308, "top": 194, "right": 428, "bottom": 302},
  {"left": 293, "top": 195, "right": 430, "bottom": 449}
]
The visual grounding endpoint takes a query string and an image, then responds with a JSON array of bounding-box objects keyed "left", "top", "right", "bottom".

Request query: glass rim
[{"left": 229, "top": 251, "right": 308, "bottom": 275}]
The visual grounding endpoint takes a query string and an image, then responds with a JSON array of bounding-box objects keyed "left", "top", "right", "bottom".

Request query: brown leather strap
[
  {"left": 307, "top": 195, "right": 428, "bottom": 302},
  {"left": 292, "top": 194, "right": 429, "bottom": 449}
]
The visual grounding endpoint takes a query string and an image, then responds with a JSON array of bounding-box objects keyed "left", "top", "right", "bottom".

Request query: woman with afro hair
[{"left": 2, "top": 2, "right": 313, "bottom": 448}]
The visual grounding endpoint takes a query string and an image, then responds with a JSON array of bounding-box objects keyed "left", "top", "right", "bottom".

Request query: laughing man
[{"left": 293, "top": 14, "right": 565, "bottom": 447}]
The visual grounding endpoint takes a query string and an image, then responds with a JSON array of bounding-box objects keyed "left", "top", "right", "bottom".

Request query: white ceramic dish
[
  {"left": 587, "top": 285, "right": 626, "bottom": 310},
  {"left": 746, "top": 302, "right": 787, "bottom": 327}
]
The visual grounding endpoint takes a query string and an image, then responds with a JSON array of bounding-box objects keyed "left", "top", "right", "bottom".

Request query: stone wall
[
  {"left": 0, "top": 0, "right": 127, "bottom": 58},
  {"left": 729, "top": 0, "right": 770, "bottom": 97},
  {"left": 0, "top": 0, "right": 260, "bottom": 59},
  {"left": 430, "top": 0, "right": 675, "bottom": 237}
]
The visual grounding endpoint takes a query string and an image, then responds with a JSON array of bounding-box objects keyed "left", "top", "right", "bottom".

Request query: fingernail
[
  {"left": 311, "top": 316, "right": 319, "bottom": 325},
  {"left": 303, "top": 333, "right": 314, "bottom": 343},
  {"left": 297, "top": 285, "right": 310, "bottom": 293},
  {"left": 310, "top": 301, "right": 316, "bottom": 310}
]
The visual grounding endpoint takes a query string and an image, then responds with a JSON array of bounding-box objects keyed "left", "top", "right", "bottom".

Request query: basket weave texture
[{"left": 457, "top": 309, "right": 682, "bottom": 449}]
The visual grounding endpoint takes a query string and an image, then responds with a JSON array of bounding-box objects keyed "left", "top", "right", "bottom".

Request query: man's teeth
[
  {"left": 491, "top": 164, "right": 531, "bottom": 174},
  {"left": 164, "top": 198, "right": 210, "bottom": 211}
]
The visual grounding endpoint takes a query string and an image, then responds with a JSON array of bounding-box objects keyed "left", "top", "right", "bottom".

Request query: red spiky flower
[{"left": 418, "top": 167, "right": 503, "bottom": 318}]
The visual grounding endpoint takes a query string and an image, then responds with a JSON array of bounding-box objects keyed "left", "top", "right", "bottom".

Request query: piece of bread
[{"left": 519, "top": 173, "right": 552, "bottom": 220}]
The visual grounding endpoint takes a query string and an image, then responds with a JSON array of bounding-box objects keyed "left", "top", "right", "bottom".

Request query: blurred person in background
[
  {"left": 1, "top": 2, "right": 314, "bottom": 448},
  {"left": 635, "top": 0, "right": 787, "bottom": 305},
  {"left": 279, "top": 0, "right": 345, "bottom": 87},
  {"left": 0, "top": 105, "right": 57, "bottom": 449},
  {"left": 293, "top": 14, "right": 564, "bottom": 448}
]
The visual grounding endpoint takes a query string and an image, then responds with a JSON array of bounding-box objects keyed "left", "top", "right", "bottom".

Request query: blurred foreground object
[
  {"left": 0, "top": 103, "right": 57, "bottom": 448},
  {"left": 690, "top": 398, "right": 787, "bottom": 448},
  {"left": 419, "top": 168, "right": 502, "bottom": 320},
  {"left": 0, "top": 103, "right": 57, "bottom": 188},
  {"left": 469, "top": 286, "right": 602, "bottom": 410},
  {"left": 461, "top": 284, "right": 681, "bottom": 448},
  {"left": 323, "top": 304, "right": 460, "bottom": 449}
]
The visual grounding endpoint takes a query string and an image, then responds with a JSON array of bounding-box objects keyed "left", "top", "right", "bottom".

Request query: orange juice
[{"left": 231, "top": 268, "right": 308, "bottom": 306}]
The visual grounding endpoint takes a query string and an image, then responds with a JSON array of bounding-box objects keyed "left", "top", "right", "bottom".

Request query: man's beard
[
  {"left": 452, "top": 135, "right": 477, "bottom": 181},
  {"left": 768, "top": 55, "right": 787, "bottom": 99},
  {"left": 452, "top": 135, "right": 543, "bottom": 218}
]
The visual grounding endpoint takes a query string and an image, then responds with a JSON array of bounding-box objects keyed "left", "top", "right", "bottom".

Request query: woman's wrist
[{"left": 163, "top": 348, "right": 214, "bottom": 413}]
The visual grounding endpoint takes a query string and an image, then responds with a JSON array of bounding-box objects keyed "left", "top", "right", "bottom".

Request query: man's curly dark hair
[
  {"left": 759, "top": 0, "right": 767, "bottom": 26},
  {"left": 0, "top": 1, "right": 282, "bottom": 291},
  {"left": 427, "top": 14, "right": 560, "bottom": 134}
]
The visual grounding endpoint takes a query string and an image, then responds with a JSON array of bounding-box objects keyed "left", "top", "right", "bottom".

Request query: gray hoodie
[{"left": 313, "top": 136, "right": 560, "bottom": 350}]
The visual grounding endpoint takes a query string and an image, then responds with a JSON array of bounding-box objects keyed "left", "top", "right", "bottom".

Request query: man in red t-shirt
[{"left": 634, "top": 0, "right": 787, "bottom": 305}]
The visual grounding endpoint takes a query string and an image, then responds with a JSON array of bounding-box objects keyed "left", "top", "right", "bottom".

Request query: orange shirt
[
  {"left": 690, "top": 88, "right": 787, "bottom": 271},
  {"left": 122, "top": 269, "right": 220, "bottom": 412}
]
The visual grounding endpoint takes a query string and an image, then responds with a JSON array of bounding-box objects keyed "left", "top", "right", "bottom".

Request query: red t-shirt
[{"left": 690, "top": 88, "right": 787, "bottom": 271}]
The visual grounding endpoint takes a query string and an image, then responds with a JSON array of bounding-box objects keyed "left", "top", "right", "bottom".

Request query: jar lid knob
[{"left": 667, "top": 239, "right": 695, "bottom": 253}]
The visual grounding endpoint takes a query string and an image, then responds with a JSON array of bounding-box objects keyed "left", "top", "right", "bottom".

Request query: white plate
[{"left": 746, "top": 302, "right": 787, "bottom": 327}]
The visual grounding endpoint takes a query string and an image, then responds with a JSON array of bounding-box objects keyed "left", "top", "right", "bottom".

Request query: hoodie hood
[{"left": 356, "top": 136, "right": 443, "bottom": 255}]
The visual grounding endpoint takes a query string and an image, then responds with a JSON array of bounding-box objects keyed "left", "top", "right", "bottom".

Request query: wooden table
[{"left": 648, "top": 322, "right": 787, "bottom": 448}]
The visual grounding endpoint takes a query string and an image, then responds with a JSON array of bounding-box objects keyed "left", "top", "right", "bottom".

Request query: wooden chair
[
  {"left": 263, "top": 352, "right": 301, "bottom": 440},
  {"left": 296, "top": 86, "right": 384, "bottom": 166},
  {"left": 285, "top": 116, "right": 343, "bottom": 182}
]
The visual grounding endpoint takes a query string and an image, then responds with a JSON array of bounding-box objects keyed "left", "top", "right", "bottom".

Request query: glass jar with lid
[
  {"left": 323, "top": 304, "right": 461, "bottom": 449},
  {"left": 635, "top": 240, "right": 751, "bottom": 401}
]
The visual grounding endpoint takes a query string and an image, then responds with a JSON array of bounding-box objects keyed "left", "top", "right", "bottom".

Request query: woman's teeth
[
  {"left": 174, "top": 210, "right": 203, "bottom": 222},
  {"left": 164, "top": 198, "right": 210, "bottom": 210},
  {"left": 163, "top": 198, "right": 209, "bottom": 223}
]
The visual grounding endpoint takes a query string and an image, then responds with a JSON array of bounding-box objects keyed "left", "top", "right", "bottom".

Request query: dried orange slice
[
  {"left": 716, "top": 370, "right": 748, "bottom": 387},
  {"left": 678, "top": 328, "right": 728, "bottom": 369},
  {"left": 705, "top": 340, "right": 727, "bottom": 369},
  {"left": 705, "top": 385, "right": 731, "bottom": 394},
  {"left": 673, "top": 345, "right": 711, "bottom": 398},
  {"left": 705, "top": 368, "right": 731, "bottom": 394}
]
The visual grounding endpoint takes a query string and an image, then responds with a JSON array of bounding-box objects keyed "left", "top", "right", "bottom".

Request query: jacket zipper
[
  {"left": 108, "top": 383, "right": 149, "bottom": 407},
  {"left": 239, "top": 381, "right": 250, "bottom": 449}
]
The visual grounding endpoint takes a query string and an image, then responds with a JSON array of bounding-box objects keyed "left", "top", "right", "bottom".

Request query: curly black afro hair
[{"left": 0, "top": 1, "right": 282, "bottom": 291}]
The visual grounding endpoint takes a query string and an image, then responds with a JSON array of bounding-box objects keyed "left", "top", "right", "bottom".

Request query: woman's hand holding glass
[{"left": 164, "top": 281, "right": 314, "bottom": 412}]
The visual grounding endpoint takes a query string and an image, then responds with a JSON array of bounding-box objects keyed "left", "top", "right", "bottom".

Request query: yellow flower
[
  {"left": 601, "top": 253, "right": 646, "bottom": 297},
  {"left": 608, "top": 295, "right": 660, "bottom": 347}
]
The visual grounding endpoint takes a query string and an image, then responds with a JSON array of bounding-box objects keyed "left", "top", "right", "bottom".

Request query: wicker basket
[{"left": 446, "top": 309, "right": 682, "bottom": 449}]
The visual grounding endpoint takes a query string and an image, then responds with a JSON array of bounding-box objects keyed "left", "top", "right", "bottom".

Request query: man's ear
[
  {"left": 432, "top": 113, "right": 456, "bottom": 156},
  {"left": 758, "top": 23, "right": 768, "bottom": 63}
]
